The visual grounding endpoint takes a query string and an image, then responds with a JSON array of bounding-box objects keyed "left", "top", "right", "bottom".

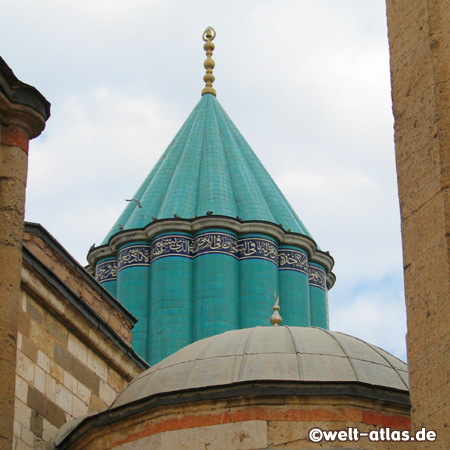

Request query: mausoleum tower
[{"left": 88, "top": 28, "right": 335, "bottom": 365}]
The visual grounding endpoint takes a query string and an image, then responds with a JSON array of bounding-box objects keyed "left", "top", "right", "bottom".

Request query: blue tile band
[
  {"left": 118, "top": 245, "right": 151, "bottom": 272},
  {"left": 237, "top": 237, "right": 278, "bottom": 264},
  {"left": 151, "top": 235, "right": 192, "bottom": 261},
  {"left": 193, "top": 232, "right": 238, "bottom": 257},
  {"left": 111, "top": 233, "right": 323, "bottom": 272},
  {"left": 309, "top": 265, "right": 326, "bottom": 290},
  {"left": 278, "top": 249, "right": 308, "bottom": 275},
  {"left": 95, "top": 259, "right": 118, "bottom": 282}
]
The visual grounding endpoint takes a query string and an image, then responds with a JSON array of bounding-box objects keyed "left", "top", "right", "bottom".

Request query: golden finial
[
  {"left": 270, "top": 292, "right": 282, "bottom": 326},
  {"left": 201, "top": 26, "right": 216, "bottom": 96}
]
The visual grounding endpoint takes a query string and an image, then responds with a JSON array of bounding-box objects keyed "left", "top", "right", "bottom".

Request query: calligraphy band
[
  {"left": 278, "top": 249, "right": 308, "bottom": 275},
  {"left": 309, "top": 265, "right": 326, "bottom": 290},
  {"left": 97, "top": 233, "right": 327, "bottom": 291},
  {"left": 149, "top": 233, "right": 279, "bottom": 264},
  {"left": 95, "top": 259, "right": 118, "bottom": 283}
]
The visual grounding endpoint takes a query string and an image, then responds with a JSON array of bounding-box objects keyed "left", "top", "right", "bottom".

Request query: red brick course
[{"left": 1, "top": 125, "right": 29, "bottom": 153}]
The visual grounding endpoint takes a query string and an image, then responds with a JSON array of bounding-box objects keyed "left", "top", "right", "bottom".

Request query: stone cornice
[
  {"left": 88, "top": 216, "right": 336, "bottom": 289},
  {"left": 21, "top": 248, "right": 149, "bottom": 376},
  {"left": 0, "top": 57, "right": 50, "bottom": 138},
  {"left": 24, "top": 221, "right": 137, "bottom": 326}
]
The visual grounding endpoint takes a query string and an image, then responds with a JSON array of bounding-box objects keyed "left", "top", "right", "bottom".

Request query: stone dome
[{"left": 111, "top": 326, "right": 409, "bottom": 408}]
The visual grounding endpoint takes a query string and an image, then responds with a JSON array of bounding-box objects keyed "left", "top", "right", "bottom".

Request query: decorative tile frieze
[
  {"left": 95, "top": 260, "right": 117, "bottom": 282},
  {"left": 118, "top": 245, "right": 151, "bottom": 272},
  {"left": 278, "top": 249, "right": 308, "bottom": 275},
  {"left": 106, "top": 233, "right": 327, "bottom": 275},
  {"left": 151, "top": 235, "right": 191, "bottom": 262},
  {"left": 237, "top": 237, "right": 278, "bottom": 264},
  {"left": 309, "top": 265, "right": 326, "bottom": 290},
  {"left": 192, "top": 232, "right": 238, "bottom": 258}
]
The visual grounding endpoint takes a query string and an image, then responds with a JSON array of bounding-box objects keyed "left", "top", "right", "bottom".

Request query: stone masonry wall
[
  {"left": 23, "top": 229, "right": 133, "bottom": 345},
  {"left": 13, "top": 287, "right": 138, "bottom": 450},
  {"left": 13, "top": 291, "right": 137, "bottom": 450},
  {"left": 60, "top": 396, "right": 411, "bottom": 450},
  {"left": 386, "top": 0, "right": 450, "bottom": 447},
  {"left": 13, "top": 230, "right": 147, "bottom": 450}
]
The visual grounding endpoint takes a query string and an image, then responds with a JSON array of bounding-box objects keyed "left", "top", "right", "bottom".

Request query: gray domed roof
[{"left": 112, "top": 326, "right": 408, "bottom": 408}]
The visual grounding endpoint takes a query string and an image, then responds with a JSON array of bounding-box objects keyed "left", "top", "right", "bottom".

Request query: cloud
[
  {"left": 331, "top": 276, "right": 407, "bottom": 360},
  {"left": 26, "top": 89, "right": 181, "bottom": 260}
]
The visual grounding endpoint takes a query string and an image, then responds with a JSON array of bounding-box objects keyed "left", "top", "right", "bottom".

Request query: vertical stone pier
[
  {"left": 386, "top": 1, "right": 450, "bottom": 446},
  {"left": 0, "top": 58, "right": 49, "bottom": 449}
]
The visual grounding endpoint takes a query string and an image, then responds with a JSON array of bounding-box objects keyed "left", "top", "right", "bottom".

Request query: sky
[{"left": 2, "top": 1, "right": 407, "bottom": 360}]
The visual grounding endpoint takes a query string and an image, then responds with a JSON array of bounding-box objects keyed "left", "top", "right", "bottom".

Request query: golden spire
[
  {"left": 270, "top": 292, "right": 282, "bottom": 326},
  {"left": 202, "top": 26, "right": 216, "bottom": 96}
]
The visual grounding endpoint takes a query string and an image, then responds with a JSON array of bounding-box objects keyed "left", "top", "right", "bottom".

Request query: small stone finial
[
  {"left": 270, "top": 292, "right": 282, "bottom": 326},
  {"left": 201, "top": 26, "right": 216, "bottom": 96}
]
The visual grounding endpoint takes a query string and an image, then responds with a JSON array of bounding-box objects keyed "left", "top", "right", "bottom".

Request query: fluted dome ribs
[{"left": 102, "top": 94, "right": 314, "bottom": 244}]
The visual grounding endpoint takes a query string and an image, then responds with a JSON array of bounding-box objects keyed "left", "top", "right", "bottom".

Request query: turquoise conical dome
[
  {"left": 102, "top": 93, "right": 311, "bottom": 244},
  {"left": 89, "top": 91, "right": 335, "bottom": 366}
]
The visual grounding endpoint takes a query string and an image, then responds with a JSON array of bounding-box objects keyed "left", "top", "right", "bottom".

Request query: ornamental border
[
  {"left": 117, "top": 244, "right": 151, "bottom": 272},
  {"left": 309, "top": 265, "right": 327, "bottom": 290},
  {"left": 278, "top": 249, "right": 308, "bottom": 275},
  {"left": 95, "top": 259, "right": 118, "bottom": 283},
  {"left": 97, "top": 232, "right": 327, "bottom": 291}
]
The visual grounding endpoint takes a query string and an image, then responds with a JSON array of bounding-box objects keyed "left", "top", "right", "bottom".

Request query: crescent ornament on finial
[
  {"left": 201, "top": 26, "right": 217, "bottom": 96},
  {"left": 270, "top": 291, "right": 282, "bottom": 326},
  {"left": 202, "top": 26, "right": 216, "bottom": 42}
]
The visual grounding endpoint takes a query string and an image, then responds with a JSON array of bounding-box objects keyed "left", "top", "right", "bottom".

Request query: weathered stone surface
[
  {"left": 13, "top": 273, "right": 143, "bottom": 449},
  {"left": 0, "top": 57, "right": 49, "bottom": 448},
  {"left": 387, "top": 0, "right": 450, "bottom": 447},
  {"left": 115, "top": 421, "right": 268, "bottom": 450},
  {"left": 22, "top": 229, "right": 135, "bottom": 344}
]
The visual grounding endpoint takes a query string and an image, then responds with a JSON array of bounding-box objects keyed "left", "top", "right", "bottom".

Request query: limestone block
[
  {"left": 114, "top": 420, "right": 268, "bottom": 450},
  {"left": 29, "top": 320, "right": 54, "bottom": 358},
  {"left": 63, "top": 371, "right": 78, "bottom": 395},
  {"left": 55, "top": 383, "right": 72, "bottom": 415},
  {"left": 15, "top": 375, "right": 28, "bottom": 404},
  {"left": 400, "top": 195, "right": 446, "bottom": 268},
  {"left": 76, "top": 382, "right": 91, "bottom": 405},
  {"left": 26, "top": 298, "right": 43, "bottom": 325},
  {"left": 45, "top": 313, "right": 68, "bottom": 346},
  {"left": 37, "top": 350, "right": 50, "bottom": 373},
  {"left": 18, "top": 311, "right": 30, "bottom": 340},
  {"left": 99, "top": 380, "right": 117, "bottom": 406},
  {"left": 33, "top": 365, "right": 45, "bottom": 394},
  {"left": 108, "top": 367, "right": 124, "bottom": 393},
  {"left": 45, "top": 374, "right": 56, "bottom": 403},
  {"left": 14, "top": 399, "right": 31, "bottom": 429},
  {"left": 87, "top": 349, "right": 108, "bottom": 382},
  {"left": 72, "top": 396, "right": 89, "bottom": 418},
  {"left": 20, "top": 426, "right": 35, "bottom": 446},
  {"left": 42, "top": 419, "right": 58, "bottom": 443},
  {"left": 67, "top": 334, "right": 88, "bottom": 365},
  {"left": 50, "top": 361, "right": 64, "bottom": 384},
  {"left": 21, "top": 337, "right": 38, "bottom": 364},
  {"left": 90, "top": 394, "right": 107, "bottom": 412},
  {"left": 16, "top": 352, "right": 34, "bottom": 384},
  {"left": 0, "top": 143, "right": 28, "bottom": 183}
]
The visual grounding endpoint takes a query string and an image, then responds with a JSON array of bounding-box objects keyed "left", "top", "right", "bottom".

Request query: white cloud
[
  {"left": 331, "top": 277, "right": 407, "bottom": 360},
  {"left": 26, "top": 89, "right": 181, "bottom": 261}
]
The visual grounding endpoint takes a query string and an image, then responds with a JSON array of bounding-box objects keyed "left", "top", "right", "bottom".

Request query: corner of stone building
[
  {"left": 386, "top": 0, "right": 450, "bottom": 447},
  {"left": 0, "top": 56, "right": 50, "bottom": 449}
]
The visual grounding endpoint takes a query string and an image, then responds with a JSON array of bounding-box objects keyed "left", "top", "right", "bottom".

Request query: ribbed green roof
[{"left": 102, "top": 93, "right": 312, "bottom": 244}]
